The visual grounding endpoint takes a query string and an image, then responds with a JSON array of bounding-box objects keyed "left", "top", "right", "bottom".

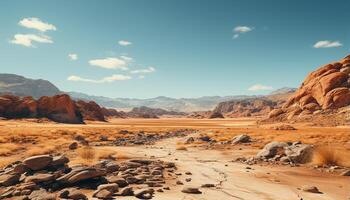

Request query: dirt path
[{"left": 101, "top": 136, "right": 350, "bottom": 200}]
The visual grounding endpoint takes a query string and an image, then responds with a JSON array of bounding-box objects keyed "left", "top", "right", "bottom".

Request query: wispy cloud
[
  {"left": 68, "top": 53, "right": 78, "bottom": 61},
  {"left": 130, "top": 67, "right": 156, "bottom": 74},
  {"left": 313, "top": 40, "right": 342, "bottom": 48},
  {"left": 10, "top": 34, "right": 53, "bottom": 47},
  {"left": 67, "top": 74, "right": 131, "bottom": 83},
  {"left": 120, "top": 55, "right": 133, "bottom": 62},
  {"left": 248, "top": 84, "right": 273, "bottom": 91},
  {"left": 19, "top": 17, "right": 56, "bottom": 32},
  {"left": 89, "top": 57, "right": 129, "bottom": 70},
  {"left": 118, "top": 40, "right": 132, "bottom": 46},
  {"left": 233, "top": 26, "right": 253, "bottom": 39}
]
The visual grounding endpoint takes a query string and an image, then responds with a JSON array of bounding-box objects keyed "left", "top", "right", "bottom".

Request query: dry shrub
[
  {"left": 312, "top": 146, "right": 350, "bottom": 167},
  {"left": 77, "top": 146, "right": 96, "bottom": 165},
  {"left": 115, "top": 152, "right": 131, "bottom": 160}
]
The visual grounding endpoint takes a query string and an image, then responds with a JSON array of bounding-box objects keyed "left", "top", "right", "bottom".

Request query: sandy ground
[
  {"left": 0, "top": 118, "right": 349, "bottom": 199},
  {"left": 98, "top": 135, "right": 350, "bottom": 200}
]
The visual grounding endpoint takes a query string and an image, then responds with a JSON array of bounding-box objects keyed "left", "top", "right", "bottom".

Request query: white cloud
[
  {"left": 118, "top": 40, "right": 132, "bottom": 46},
  {"left": 10, "top": 34, "right": 53, "bottom": 47},
  {"left": 313, "top": 40, "right": 342, "bottom": 48},
  {"left": 67, "top": 74, "right": 131, "bottom": 83},
  {"left": 89, "top": 57, "right": 129, "bottom": 70},
  {"left": 248, "top": 84, "right": 273, "bottom": 91},
  {"left": 233, "top": 26, "right": 253, "bottom": 39},
  {"left": 130, "top": 67, "right": 156, "bottom": 74},
  {"left": 120, "top": 55, "right": 133, "bottom": 62},
  {"left": 68, "top": 53, "right": 78, "bottom": 61},
  {"left": 234, "top": 26, "right": 253, "bottom": 33},
  {"left": 19, "top": 17, "right": 56, "bottom": 32},
  {"left": 138, "top": 75, "right": 145, "bottom": 79}
]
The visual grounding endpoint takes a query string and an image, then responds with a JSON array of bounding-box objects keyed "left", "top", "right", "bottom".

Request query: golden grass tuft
[
  {"left": 77, "top": 146, "right": 96, "bottom": 165},
  {"left": 312, "top": 146, "right": 350, "bottom": 167}
]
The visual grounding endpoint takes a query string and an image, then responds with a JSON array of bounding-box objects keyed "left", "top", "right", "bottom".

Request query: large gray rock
[
  {"left": 231, "top": 134, "right": 251, "bottom": 144},
  {"left": 256, "top": 142, "right": 288, "bottom": 159},
  {"left": 284, "top": 144, "right": 313, "bottom": 163},
  {"left": 23, "top": 155, "right": 53, "bottom": 170}
]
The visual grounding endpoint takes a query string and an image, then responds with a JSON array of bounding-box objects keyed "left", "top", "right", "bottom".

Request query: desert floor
[{"left": 0, "top": 118, "right": 349, "bottom": 199}]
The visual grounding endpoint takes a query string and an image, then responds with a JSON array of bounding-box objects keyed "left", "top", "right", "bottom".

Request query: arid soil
[{"left": 0, "top": 118, "right": 349, "bottom": 199}]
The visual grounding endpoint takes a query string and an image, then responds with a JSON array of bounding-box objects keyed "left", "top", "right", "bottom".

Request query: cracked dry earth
[{"left": 100, "top": 136, "right": 350, "bottom": 200}]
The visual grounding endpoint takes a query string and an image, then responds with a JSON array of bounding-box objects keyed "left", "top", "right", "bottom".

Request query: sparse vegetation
[
  {"left": 312, "top": 146, "right": 350, "bottom": 167},
  {"left": 77, "top": 146, "right": 96, "bottom": 165}
]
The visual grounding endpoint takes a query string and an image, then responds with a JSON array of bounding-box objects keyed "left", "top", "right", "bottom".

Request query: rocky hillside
[
  {"left": 127, "top": 106, "right": 186, "bottom": 118},
  {"left": 267, "top": 54, "right": 350, "bottom": 125},
  {"left": 0, "top": 94, "right": 117, "bottom": 123},
  {"left": 213, "top": 98, "right": 277, "bottom": 117},
  {"left": 0, "top": 94, "right": 83, "bottom": 124},
  {"left": 0, "top": 74, "right": 60, "bottom": 98},
  {"left": 198, "top": 88, "right": 296, "bottom": 118}
]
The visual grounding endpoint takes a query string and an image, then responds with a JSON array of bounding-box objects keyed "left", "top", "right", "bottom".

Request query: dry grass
[
  {"left": 0, "top": 157, "right": 18, "bottom": 168},
  {"left": 77, "top": 146, "right": 96, "bottom": 165},
  {"left": 312, "top": 146, "right": 350, "bottom": 167},
  {"left": 0, "top": 143, "right": 23, "bottom": 156},
  {"left": 25, "top": 146, "right": 56, "bottom": 156}
]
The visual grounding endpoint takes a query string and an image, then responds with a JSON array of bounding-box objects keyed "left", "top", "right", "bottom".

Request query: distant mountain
[
  {"left": 0, "top": 73, "right": 296, "bottom": 113},
  {"left": 68, "top": 92, "right": 254, "bottom": 112},
  {"left": 0, "top": 74, "right": 60, "bottom": 98},
  {"left": 270, "top": 87, "right": 296, "bottom": 95}
]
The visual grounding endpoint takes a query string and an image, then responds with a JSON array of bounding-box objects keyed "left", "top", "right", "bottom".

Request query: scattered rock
[
  {"left": 23, "top": 155, "right": 53, "bottom": 170},
  {"left": 181, "top": 187, "right": 202, "bottom": 194},
  {"left": 231, "top": 134, "right": 251, "bottom": 144},
  {"left": 341, "top": 170, "right": 350, "bottom": 176},
  {"left": 0, "top": 174, "right": 20, "bottom": 186},
  {"left": 134, "top": 188, "right": 154, "bottom": 199},
  {"left": 201, "top": 183, "right": 215, "bottom": 188},
  {"left": 302, "top": 185, "right": 322, "bottom": 193},
  {"left": 69, "top": 142, "right": 78, "bottom": 150}
]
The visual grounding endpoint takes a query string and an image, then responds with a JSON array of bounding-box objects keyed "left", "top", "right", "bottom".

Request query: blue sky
[{"left": 1, "top": 0, "right": 349, "bottom": 98}]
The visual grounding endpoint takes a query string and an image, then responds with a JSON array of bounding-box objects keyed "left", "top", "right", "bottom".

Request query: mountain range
[{"left": 0, "top": 73, "right": 295, "bottom": 112}]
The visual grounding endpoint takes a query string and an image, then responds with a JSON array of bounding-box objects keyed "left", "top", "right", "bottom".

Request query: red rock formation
[
  {"left": 37, "top": 94, "right": 83, "bottom": 124},
  {"left": 268, "top": 55, "right": 350, "bottom": 121},
  {"left": 101, "top": 107, "right": 126, "bottom": 118},
  {"left": 76, "top": 100, "right": 105, "bottom": 121}
]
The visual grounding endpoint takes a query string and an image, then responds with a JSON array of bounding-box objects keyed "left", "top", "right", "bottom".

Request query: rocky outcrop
[
  {"left": 127, "top": 106, "right": 185, "bottom": 118},
  {"left": 0, "top": 94, "right": 84, "bottom": 124},
  {"left": 101, "top": 107, "right": 127, "bottom": 118},
  {"left": 37, "top": 94, "right": 83, "bottom": 124},
  {"left": 76, "top": 100, "right": 105, "bottom": 121},
  {"left": 267, "top": 55, "right": 350, "bottom": 123},
  {"left": 0, "top": 154, "right": 177, "bottom": 200},
  {"left": 213, "top": 98, "right": 277, "bottom": 118}
]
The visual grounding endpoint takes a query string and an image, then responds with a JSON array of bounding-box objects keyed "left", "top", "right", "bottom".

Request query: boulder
[
  {"left": 28, "top": 189, "right": 56, "bottom": 200},
  {"left": 284, "top": 144, "right": 313, "bottom": 163},
  {"left": 302, "top": 185, "right": 321, "bottom": 193},
  {"left": 256, "top": 142, "right": 288, "bottom": 159},
  {"left": 134, "top": 188, "right": 154, "bottom": 199},
  {"left": 23, "top": 155, "right": 53, "bottom": 170},
  {"left": 231, "top": 134, "right": 251, "bottom": 144},
  {"left": 37, "top": 94, "right": 83, "bottom": 124},
  {"left": 75, "top": 100, "right": 106, "bottom": 122}
]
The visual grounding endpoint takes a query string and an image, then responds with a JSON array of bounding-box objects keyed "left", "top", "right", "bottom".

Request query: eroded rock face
[
  {"left": 76, "top": 100, "right": 106, "bottom": 121},
  {"left": 268, "top": 55, "right": 350, "bottom": 121},
  {"left": 37, "top": 94, "right": 83, "bottom": 124}
]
